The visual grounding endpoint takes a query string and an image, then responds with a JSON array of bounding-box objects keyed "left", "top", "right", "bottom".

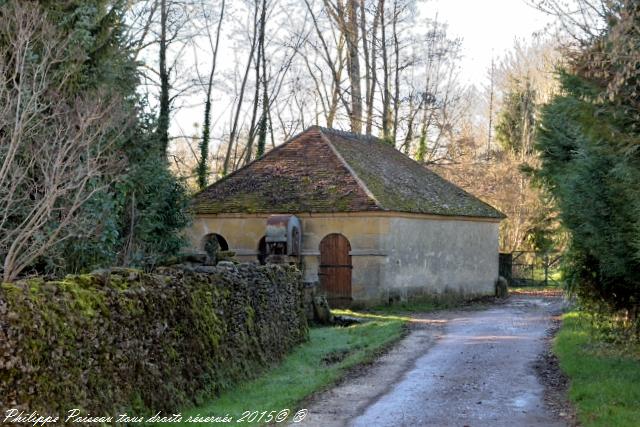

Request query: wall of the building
[
  {"left": 187, "top": 213, "right": 387, "bottom": 303},
  {"left": 187, "top": 213, "right": 500, "bottom": 305},
  {"left": 381, "top": 217, "right": 499, "bottom": 300}
]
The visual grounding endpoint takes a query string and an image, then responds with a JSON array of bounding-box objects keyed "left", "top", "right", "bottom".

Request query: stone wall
[
  {"left": 188, "top": 212, "right": 500, "bottom": 306},
  {"left": 187, "top": 213, "right": 388, "bottom": 302},
  {"left": 0, "top": 264, "right": 307, "bottom": 415}
]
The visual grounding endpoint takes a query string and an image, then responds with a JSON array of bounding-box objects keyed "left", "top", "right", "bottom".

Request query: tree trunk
[
  {"left": 402, "top": 95, "right": 416, "bottom": 154},
  {"left": 256, "top": 0, "right": 269, "bottom": 158},
  {"left": 197, "top": 0, "right": 226, "bottom": 189},
  {"left": 157, "top": 0, "right": 170, "bottom": 156},
  {"left": 391, "top": 0, "right": 400, "bottom": 145},
  {"left": 381, "top": 0, "right": 391, "bottom": 141},
  {"left": 327, "top": 35, "right": 345, "bottom": 127},
  {"left": 244, "top": 48, "right": 261, "bottom": 165},
  {"left": 222, "top": 1, "right": 259, "bottom": 175},
  {"left": 360, "top": 0, "right": 370, "bottom": 134},
  {"left": 346, "top": 0, "right": 362, "bottom": 133},
  {"left": 487, "top": 56, "right": 495, "bottom": 160},
  {"left": 366, "top": 0, "right": 383, "bottom": 135}
]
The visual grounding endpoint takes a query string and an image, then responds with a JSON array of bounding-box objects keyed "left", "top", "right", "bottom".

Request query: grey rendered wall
[{"left": 380, "top": 217, "right": 499, "bottom": 299}]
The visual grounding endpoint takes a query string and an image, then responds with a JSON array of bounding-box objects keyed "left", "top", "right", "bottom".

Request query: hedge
[{"left": 0, "top": 264, "right": 307, "bottom": 416}]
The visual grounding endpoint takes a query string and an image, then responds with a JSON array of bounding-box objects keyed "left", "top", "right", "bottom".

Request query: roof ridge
[
  {"left": 314, "top": 126, "right": 385, "bottom": 146},
  {"left": 317, "top": 129, "right": 383, "bottom": 210}
]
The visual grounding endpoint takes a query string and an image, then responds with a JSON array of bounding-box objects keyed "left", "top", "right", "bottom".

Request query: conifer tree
[
  {"left": 1, "top": 0, "right": 189, "bottom": 274},
  {"left": 535, "top": 70, "right": 640, "bottom": 318}
]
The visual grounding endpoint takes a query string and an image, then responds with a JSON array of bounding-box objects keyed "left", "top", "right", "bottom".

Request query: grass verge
[
  {"left": 166, "top": 318, "right": 405, "bottom": 426},
  {"left": 508, "top": 282, "right": 566, "bottom": 296},
  {"left": 554, "top": 311, "right": 640, "bottom": 427},
  {"left": 509, "top": 284, "right": 561, "bottom": 292},
  {"left": 340, "top": 294, "right": 498, "bottom": 318}
]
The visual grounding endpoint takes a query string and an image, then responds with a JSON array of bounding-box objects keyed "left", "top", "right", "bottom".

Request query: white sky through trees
[
  {"left": 169, "top": 0, "right": 555, "bottom": 152},
  {"left": 424, "top": 0, "right": 553, "bottom": 86}
]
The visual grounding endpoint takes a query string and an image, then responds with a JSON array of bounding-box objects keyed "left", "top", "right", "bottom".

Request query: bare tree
[
  {"left": 244, "top": 0, "right": 267, "bottom": 166},
  {"left": 126, "top": 0, "right": 197, "bottom": 155},
  {"left": 0, "top": 3, "right": 126, "bottom": 282},
  {"left": 394, "top": 15, "right": 464, "bottom": 162},
  {"left": 254, "top": 0, "right": 270, "bottom": 159},
  {"left": 528, "top": 0, "right": 610, "bottom": 43},
  {"left": 486, "top": 56, "right": 495, "bottom": 160},
  {"left": 126, "top": 0, "right": 160, "bottom": 61},
  {"left": 322, "top": 0, "right": 363, "bottom": 132},
  {"left": 303, "top": 0, "right": 350, "bottom": 127},
  {"left": 196, "top": 0, "right": 226, "bottom": 189},
  {"left": 364, "top": 0, "right": 383, "bottom": 135},
  {"left": 127, "top": 0, "right": 468, "bottom": 178},
  {"left": 380, "top": 0, "right": 391, "bottom": 139},
  {"left": 391, "top": 0, "right": 401, "bottom": 143},
  {"left": 158, "top": 0, "right": 171, "bottom": 153},
  {"left": 222, "top": 0, "right": 260, "bottom": 176},
  {"left": 434, "top": 38, "right": 561, "bottom": 252}
]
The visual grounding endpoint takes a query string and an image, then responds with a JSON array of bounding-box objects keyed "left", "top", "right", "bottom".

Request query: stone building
[{"left": 188, "top": 126, "right": 505, "bottom": 306}]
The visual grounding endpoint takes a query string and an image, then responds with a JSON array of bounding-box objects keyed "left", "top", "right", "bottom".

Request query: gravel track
[{"left": 297, "top": 296, "right": 567, "bottom": 427}]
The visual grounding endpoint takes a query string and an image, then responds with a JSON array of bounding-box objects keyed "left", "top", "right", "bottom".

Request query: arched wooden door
[{"left": 319, "top": 234, "right": 352, "bottom": 307}]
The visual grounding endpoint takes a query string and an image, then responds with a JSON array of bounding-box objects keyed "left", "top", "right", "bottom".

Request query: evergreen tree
[
  {"left": 495, "top": 78, "right": 536, "bottom": 156},
  {"left": 8, "top": 0, "right": 189, "bottom": 274},
  {"left": 533, "top": 0, "right": 640, "bottom": 321},
  {"left": 535, "top": 71, "right": 640, "bottom": 317}
]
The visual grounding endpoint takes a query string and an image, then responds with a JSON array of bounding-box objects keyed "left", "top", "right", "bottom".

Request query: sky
[
  {"left": 170, "top": 0, "right": 557, "bottom": 138},
  {"left": 420, "top": 0, "right": 554, "bottom": 87}
]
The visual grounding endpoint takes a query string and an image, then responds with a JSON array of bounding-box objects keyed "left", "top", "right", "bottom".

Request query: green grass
[
  {"left": 532, "top": 268, "right": 563, "bottom": 282},
  {"left": 509, "top": 284, "right": 563, "bottom": 293},
  {"left": 166, "top": 319, "right": 404, "bottom": 426},
  {"left": 554, "top": 311, "right": 640, "bottom": 427},
  {"left": 340, "top": 293, "right": 493, "bottom": 318}
]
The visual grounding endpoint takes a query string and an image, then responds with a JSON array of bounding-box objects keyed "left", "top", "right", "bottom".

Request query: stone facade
[
  {"left": 187, "top": 211, "right": 500, "bottom": 306},
  {"left": 189, "top": 126, "right": 505, "bottom": 306}
]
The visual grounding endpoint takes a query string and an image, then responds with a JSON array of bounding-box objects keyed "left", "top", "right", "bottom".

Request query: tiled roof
[{"left": 193, "top": 126, "right": 505, "bottom": 219}]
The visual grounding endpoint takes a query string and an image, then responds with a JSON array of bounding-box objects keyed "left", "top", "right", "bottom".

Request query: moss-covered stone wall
[{"left": 0, "top": 264, "right": 307, "bottom": 415}]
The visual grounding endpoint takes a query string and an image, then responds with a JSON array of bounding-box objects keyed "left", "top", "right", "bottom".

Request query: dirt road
[{"left": 297, "top": 296, "right": 567, "bottom": 427}]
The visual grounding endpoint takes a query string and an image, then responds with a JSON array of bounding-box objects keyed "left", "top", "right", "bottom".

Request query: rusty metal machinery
[{"left": 265, "top": 214, "right": 302, "bottom": 265}]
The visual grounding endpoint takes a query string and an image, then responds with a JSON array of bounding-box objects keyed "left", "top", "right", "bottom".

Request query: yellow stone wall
[
  {"left": 187, "top": 212, "right": 500, "bottom": 305},
  {"left": 187, "top": 213, "right": 389, "bottom": 303}
]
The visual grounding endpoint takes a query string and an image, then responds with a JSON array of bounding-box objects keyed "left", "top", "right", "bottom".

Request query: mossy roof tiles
[{"left": 193, "top": 126, "right": 505, "bottom": 219}]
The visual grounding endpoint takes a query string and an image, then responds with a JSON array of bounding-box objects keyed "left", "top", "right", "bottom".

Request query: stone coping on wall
[{"left": 194, "top": 211, "right": 503, "bottom": 223}]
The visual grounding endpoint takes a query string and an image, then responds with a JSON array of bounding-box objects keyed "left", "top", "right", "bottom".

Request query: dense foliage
[
  {"left": 0, "top": 264, "right": 307, "bottom": 414},
  {"left": 47, "top": 0, "right": 190, "bottom": 271},
  {"left": 0, "top": 1, "right": 189, "bottom": 280},
  {"left": 534, "top": 2, "right": 640, "bottom": 319}
]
